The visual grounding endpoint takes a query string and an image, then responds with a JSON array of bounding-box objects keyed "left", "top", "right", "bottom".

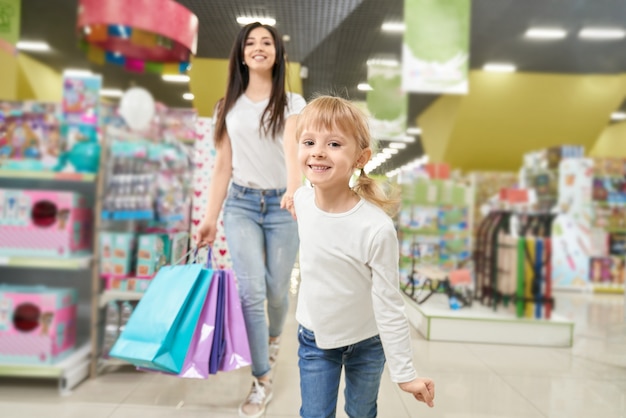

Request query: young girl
[
  {"left": 290, "top": 96, "right": 435, "bottom": 418},
  {"left": 196, "top": 22, "right": 306, "bottom": 418}
]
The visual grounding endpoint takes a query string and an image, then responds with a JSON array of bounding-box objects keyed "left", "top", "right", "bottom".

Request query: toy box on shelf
[
  {"left": 0, "top": 188, "right": 92, "bottom": 257},
  {"left": 0, "top": 101, "right": 63, "bottom": 172},
  {"left": 0, "top": 75, "right": 102, "bottom": 176},
  {"left": 0, "top": 284, "right": 77, "bottom": 364}
]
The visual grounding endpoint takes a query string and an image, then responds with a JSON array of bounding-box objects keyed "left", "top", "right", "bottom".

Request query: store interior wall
[
  {"left": 591, "top": 121, "right": 626, "bottom": 158},
  {"left": 418, "top": 71, "right": 626, "bottom": 171}
]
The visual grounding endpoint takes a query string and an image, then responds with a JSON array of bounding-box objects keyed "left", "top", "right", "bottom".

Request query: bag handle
[{"left": 189, "top": 246, "right": 216, "bottom": 269}]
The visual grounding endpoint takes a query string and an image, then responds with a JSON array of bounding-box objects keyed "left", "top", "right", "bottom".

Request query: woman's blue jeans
[
  {"left": 298, "top": 325, "right": 386, "bottom": 418},
  {"left": 223, "top": 182, "right": 299, "bottom": 378}
]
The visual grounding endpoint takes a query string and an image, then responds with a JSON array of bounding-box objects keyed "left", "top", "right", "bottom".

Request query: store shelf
[
  {"left": 0, "top": 343, "right": 91, "bottom": 395},
  {"left": 0, "top": 255, "right": 92, "bottom": 270},
  {"left": 403, "top": 293, "right": 574, "bottom": 347},
  {"left": 0, "top": 170, "right": 96, "bottom": 182},
  {"left": 99, "top": 289, "right": 145, "bottom": 308}
]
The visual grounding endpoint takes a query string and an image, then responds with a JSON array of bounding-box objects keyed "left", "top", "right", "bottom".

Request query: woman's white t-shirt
[{"left": 225, "top": 92, "right": 306, "bottom": 190}]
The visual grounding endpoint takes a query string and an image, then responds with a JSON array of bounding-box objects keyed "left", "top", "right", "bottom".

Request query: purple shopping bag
[
  {"left": 220, "top": 268, "right": 252, "bottom": 371},
  {"left": 208, "top": 270, "right": 226, "bottom": 374},
  {"left": 177, "top": 268, "right": 220, "bottom": 378}
]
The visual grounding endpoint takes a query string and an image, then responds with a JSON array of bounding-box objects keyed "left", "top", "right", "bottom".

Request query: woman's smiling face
[{"left": 243, "top": 27, "right": 276, "bottom": 72}]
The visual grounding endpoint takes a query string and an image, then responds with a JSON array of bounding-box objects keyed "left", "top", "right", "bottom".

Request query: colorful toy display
[
  {"left": 0, "top": 188, "right": 92, "bottom": 257},
  {"left": 398, "top": 177, "right": 472, "bottom": 303},
  {"left": 0, "top": 285, "right": 77, "bottom": 364},
  {"left": 0, "top": 101, "right": 64, "bottom": 171}
]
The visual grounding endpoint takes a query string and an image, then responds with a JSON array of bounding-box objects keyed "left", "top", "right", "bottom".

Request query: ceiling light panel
[
  {"left": 16, "top": 40, "right": 51, "bottom": 51},
  {"left": 162, "top": 74, "right": 190, "bottom": 83},
  {"left": 381, "top": 22, "right": 405, "bottom": 33},
  {"left": 236, "top": 16, "right": 276, "bottom": 26},
  {"left": 483, "top": 63, "right": 517, "bottom": 72},
  {"left": 579, "top": 28, "right": 626, "bottom": 39},
  {"left": 524, "top": 28, "right": 567, "bottom": 39}
]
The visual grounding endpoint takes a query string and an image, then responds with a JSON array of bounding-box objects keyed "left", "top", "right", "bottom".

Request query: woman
[{"left": 196, "top": 22, "right": 306, "bottom": 418}]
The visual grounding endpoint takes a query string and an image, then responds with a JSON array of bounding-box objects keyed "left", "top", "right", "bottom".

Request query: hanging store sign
[{"left": 402, "top": 0, "right": 471, "bottom": 94}]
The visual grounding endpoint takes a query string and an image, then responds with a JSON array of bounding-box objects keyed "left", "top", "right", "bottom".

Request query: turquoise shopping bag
[{"left": 109, "top": 262, "right": 213, "bottom": 373}]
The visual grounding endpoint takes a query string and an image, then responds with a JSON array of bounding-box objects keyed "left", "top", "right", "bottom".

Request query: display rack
[
  {"left": 403, "top": 293, "right": 574, "bottom": 347},
  {"left": 90, "top": 123, "right": 194, "bottom": 375}
]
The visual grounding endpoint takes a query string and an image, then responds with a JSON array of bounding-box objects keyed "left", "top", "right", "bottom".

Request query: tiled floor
[{"left": 0, "top": 290, "right": 624, "bottom": 418}]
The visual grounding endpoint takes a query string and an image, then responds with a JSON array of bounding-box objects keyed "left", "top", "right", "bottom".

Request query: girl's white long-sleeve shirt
[{"left": 294, "top": 186, "right": 418, "bottom": 383}]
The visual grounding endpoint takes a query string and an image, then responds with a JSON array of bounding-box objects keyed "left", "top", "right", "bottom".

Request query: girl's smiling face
[{"left": 298, "top": 127, "right": 369, "bottom": 191}]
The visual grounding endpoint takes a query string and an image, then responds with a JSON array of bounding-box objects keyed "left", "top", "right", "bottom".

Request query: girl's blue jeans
[
  {"left": 223, "top": 182, "right": 299, "bottom": 378},
  {"left": 298, "top": 325, "right": 386, "bottom": 418}
]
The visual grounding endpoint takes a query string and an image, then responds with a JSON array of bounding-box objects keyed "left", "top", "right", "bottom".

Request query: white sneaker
[
  {"left": 239, "top": 378, "right": 273, "bottom": 418},
  {"left": 269, "top": 338, "right": 280, "bottom": 368}
]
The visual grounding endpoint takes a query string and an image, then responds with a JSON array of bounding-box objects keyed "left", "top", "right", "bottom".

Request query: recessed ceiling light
[
  {"left": 236, "top": 17, "right": 276, "bottom": 26},
  {"left": 63, "top": 68, "right": 94, "bottom": 77},
  {"left": 366, "top": 58, "right": 400, "bottom": 67},
  {"left": 381, "top": 22, "right": 405, "bottom": 33},
  {"left": 389, "top": 142, "right": 407, "bottom": 149},
  {"left": 357, "top": 83, "right": 373, "bottom": 91},
  {"left": 100, "top": 89, "right": 124, "bottom": 98},
  {"left": 611, "top": 111, "right": 626, "bottom": 121},
  {"left": 16, "top": 41, "right": 51, "bottom": 52},
  {"left": 393, "top": 135, "right": 416, "bottom": 143},
  {"left": 406, "top": 127, "right": 422, "bottom": 135},
  {"left": 382, "top": 148, "right": 399, "bottom": 155},
  {"left": 579, "top": 28, "right": 626, "bottom": 40},
  {"left": 162, "top": 74, "right": 190, "bottom": 83},
  {"left": 183, "top": 93, "right": 195, "bottom": 100},
  {"left": 483, "top": 63, "right": 517, "bottom": 72},
  {"left": 524, "top": 28, "right": 567, "bottom": 39}
]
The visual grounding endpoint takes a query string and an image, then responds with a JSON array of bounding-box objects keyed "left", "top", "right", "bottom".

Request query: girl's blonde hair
[{"left": 296, "top": 95, "right": 399, "bottom": 215}]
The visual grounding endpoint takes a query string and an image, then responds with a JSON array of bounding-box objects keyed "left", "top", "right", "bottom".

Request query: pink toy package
[
  {"left": 0, "top": 285, "right": 77, "bottom": 364},
  {"left": 0, "top": 188, "right": 92, "bottom": 257}
]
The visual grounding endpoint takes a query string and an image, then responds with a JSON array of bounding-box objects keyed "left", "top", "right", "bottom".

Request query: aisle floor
[{"left": 0, "top": 289, "right": 624, "bottom": 418}]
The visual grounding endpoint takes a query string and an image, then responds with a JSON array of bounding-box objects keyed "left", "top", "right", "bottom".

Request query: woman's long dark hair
[{"left": 214, "top": 22, "right": 288, "bottom": 146}]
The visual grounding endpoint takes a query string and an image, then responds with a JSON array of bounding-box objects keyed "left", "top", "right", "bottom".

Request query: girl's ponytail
[{"left": 352, "top": 169, "right": 400, "bottom": 216}]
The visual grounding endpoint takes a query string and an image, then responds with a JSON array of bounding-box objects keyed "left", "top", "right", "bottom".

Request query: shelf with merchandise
[
  {"left": 0, "top": 170, "right": 96, "bottom": 182},
  {"left": 99, "top": 289, "right": 145, "bottom": 307},
  {"left": 0, "top": 254, "right": 92, "bottom": 270}
]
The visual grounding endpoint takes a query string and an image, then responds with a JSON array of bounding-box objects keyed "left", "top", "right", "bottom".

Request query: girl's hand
[
  {"left": 280, "top": 194, "right": 297, "bottom": 219},
  {"left": 398, "top": 377, "right": 435, "bottom": 407}
]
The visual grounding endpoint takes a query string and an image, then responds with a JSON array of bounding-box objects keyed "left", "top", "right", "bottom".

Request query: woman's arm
[
  {"left": 281, "top": 114, "right": 301, "bottom": 218},
  {"left": 196, "top": 133, "right": 233, "bottom": 247}
]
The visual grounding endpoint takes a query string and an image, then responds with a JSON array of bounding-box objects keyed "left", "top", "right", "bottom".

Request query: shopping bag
[
  {"left": 209, "top": 270, "right": 227, "bottom": 374},
  {"left": 220, "top": 268, "right": 252, "bottom": 371},
  {"left": 177, "top": 262, "right": 220, "bottom": 378},
  {"left": 109, "top": 261, "right": 213, "bottom": 374}
]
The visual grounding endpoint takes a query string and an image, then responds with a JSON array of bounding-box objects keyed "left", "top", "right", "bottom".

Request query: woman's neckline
[{"left": 243, "top": 93, "right": 270, "bottom": 104}]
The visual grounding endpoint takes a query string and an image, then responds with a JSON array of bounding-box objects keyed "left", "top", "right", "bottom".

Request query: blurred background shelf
[
  {"left": 0, "top": 170, "right": 96, "bottom": 182},
  {"left": 0, "top": 255, "right": 92, "bottom": 270},
  {"left": 0, "top": 343, "right": 91, "bottom": 395},
  {"left": 99, "top": 289, "right": 144, "bottom": 308}
]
